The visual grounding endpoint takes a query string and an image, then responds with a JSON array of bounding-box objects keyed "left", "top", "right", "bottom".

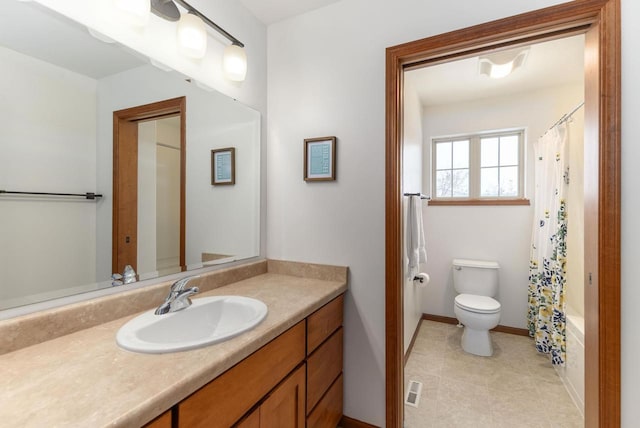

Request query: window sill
[{"left": 428, "top": 198, "right": 530, "bottom": 206}]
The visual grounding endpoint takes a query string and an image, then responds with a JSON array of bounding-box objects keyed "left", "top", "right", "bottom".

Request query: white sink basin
[{"left": 116, "top": 295, "right": 268, "bottom": 354}]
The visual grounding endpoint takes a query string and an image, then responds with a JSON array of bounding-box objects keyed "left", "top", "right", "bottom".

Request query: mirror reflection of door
[{"left": 113, "top": 97, "right": 186, "bottom": 279}]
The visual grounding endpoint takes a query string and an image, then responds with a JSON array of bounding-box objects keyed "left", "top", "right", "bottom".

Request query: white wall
[
  {"left": 266, "top": 0, "right": 572, "bottom": 424},
  {"left": 419, "top": 84, "right": 583, "bottom": 329},
  {"left": 137, "top": 120, "right": 158, "bottom": 278},
  {"left": 96, "top": 64, "right": 261, "bottom": 280},
  {"left": 0, "top": 46, "right": 98, "bottom": 306},
  {"left": 621, "top": 0, "right": 640, "bottom": 425},
  {"left": 402, "top": 79, "right": 424, "bottom": 352},
  {"left": 155, "top": 118, "right": 181, "bottom": 273}
]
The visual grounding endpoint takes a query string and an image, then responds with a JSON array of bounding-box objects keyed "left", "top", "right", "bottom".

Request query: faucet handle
[
  {"left": 170, "top": 275, "right": 201, "bottom": 293},
  {"left": 171, "top": 286, "right": 200, "bottom": 312}
]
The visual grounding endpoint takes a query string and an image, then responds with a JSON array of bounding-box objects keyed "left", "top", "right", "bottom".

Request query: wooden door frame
[
  {"left": 113, "top": 96, "right": 187, "bottom": 275},
  {"left": 385, "top": 1, "right": 620, "bottom": 427}
]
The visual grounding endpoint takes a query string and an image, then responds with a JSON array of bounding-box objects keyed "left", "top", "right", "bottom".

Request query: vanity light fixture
[
  {"left": 223, "top": 43, "right": 248, "bottom": 81},
  {"left": 176, "top": 12, "right": 207, "bottom": 58},
  {"left": 478, "top": 47, "right": 529, "bottom": 79},
  {"left": 150, "top": 0, "right": 248, "bottom": 81}
]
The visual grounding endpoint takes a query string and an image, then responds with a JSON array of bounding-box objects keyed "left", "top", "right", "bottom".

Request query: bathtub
[{"left": 557, "top": 310, "right": 584, "bottom": 416}]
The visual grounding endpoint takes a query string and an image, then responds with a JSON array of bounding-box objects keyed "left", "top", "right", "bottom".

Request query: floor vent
[{"left": 405, "top": 380, "right": 423, "bottom": 407}]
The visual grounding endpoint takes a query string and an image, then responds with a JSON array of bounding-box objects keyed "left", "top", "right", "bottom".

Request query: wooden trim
[
  {"left": 493, "top": 325, "right": 529, "bottom": 337},
  {"left": 584, "top": 1, "right": 621, "bottom": 425},
  {"left": 421, "top": 314, "right": 528, "bottom": 336},
  {"left": 340, "top": 415, "right": 380, "bottom": 428},
  {"left": 385, "top": 25, "right": 404, "bottom": 428},
  {"left": 112, "top": 97, "right": 187, "bottom": 274},
  {"left": 428, "top": 198, "right": 530, "bottom": 206},
  {"left": 385, "top": 2, "right": 620, "bottom": 427},
  {"left": 422, "top": 313, "right": 458, "bottom": 325},
  {"left": 404, "top": 320, "right": 421, "bottom": 365}
]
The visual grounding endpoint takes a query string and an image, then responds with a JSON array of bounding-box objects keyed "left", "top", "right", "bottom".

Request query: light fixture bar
[{"left": 172, "top": 0, "right": 244, "bottom": 47}]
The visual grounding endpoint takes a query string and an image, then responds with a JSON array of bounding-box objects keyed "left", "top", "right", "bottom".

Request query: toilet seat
[{"left": 455, "top": 294, "right": 501, "bottom": 314}]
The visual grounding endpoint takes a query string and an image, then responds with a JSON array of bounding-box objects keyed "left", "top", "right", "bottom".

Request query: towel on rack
[{"left": 406, "top": 195, "right": 427, "bottom": 277}]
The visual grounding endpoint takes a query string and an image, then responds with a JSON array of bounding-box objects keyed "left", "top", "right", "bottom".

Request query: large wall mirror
[{"left": 0, "top": 2, "right": 261, "bottom": 311}]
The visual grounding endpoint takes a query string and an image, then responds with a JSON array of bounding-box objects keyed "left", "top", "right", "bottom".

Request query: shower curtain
[{"left": 527, "top": 122, "right": 569, "bottom": 365}]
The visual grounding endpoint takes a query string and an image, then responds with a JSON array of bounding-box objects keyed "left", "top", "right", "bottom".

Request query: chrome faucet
[
  {"left": 154, "top": 276, "right": 200, "bottom": 315},
  {"left": 112, "top": 264, "right": 137, "bottom": 286}
]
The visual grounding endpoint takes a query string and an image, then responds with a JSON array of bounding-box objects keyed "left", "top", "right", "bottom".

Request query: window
[{"left": 432, "top": 130, "right": 526, "bottom": 203}]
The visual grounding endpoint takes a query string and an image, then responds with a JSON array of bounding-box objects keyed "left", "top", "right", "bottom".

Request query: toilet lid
[{"left": 455, "top": 294, "right": 501, "bottom": 314}]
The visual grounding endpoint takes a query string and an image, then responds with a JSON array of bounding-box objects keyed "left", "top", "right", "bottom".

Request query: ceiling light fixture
[
  {"left": 150, "top": 0, "right": 248, "bottom": 81},
  {"left": 478, "top": 47, "right": 529, "bottom": 79}
]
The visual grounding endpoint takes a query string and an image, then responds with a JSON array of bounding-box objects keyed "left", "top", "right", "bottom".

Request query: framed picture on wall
[
  {"left": 211, "top": 147, "right": 235, "bottom": 185},
  {"left": 304, "top": 136, "right": 336, "bottom": 181}
]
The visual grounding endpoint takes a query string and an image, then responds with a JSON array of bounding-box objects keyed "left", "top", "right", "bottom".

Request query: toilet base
[{"left": 461, "top": 326, "right": 493, "bottom": 357}]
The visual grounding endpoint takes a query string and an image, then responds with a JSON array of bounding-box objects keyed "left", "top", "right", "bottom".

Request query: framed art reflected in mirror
[{"left": 211, "top": 147, "right": 236, "bottom": 185}]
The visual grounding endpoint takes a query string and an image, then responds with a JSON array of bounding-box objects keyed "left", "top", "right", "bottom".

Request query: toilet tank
[{"left": 452, "top": 259, "right": 500, "bottom": 297}]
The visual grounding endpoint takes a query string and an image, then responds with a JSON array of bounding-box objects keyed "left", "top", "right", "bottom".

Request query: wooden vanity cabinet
[
  {"left": 235, "top": 364, "right": 306, "bottom": 428},
  {"left": 178, "top": 322, "right": 306, "bottom": 428},
  {"left": 144, "top": 410, "right": 172, "bottom": 428},
  {"left": 305, "top": 296, "right": 344, "bottom": 428},
  {"left": 151, "top": 294, "right": 344, "bottom": 428}
]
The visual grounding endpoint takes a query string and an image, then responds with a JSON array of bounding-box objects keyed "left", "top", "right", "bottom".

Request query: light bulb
[
  {"left": 489, "top": 61, "right": 514, "bottom": 79},
  {"left": 223, "top": 44, "right": 247, "bottom": 82},
  {"left": 114, "top": 0, "right": 150, "bottom": 27},
  {"left": 177, "top": 13, "right": 207, "bottom": 59}
]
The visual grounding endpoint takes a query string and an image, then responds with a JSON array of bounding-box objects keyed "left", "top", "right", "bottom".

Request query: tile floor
[{"left": 404, "top": 320, "right": 583, "bottom": 428}]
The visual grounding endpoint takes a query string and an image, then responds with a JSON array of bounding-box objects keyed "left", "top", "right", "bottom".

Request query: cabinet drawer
[
  {"left": 306, "top": 327, "right": 343, "bottom": 414},
  {"left": 179, "top": 321, "right": 306, "bottom": 428},
  {"left": 307, "top": 295, "right": 343, "bottom": 355},
  {"left": 306, "top": 374, "right": 343, "bottom": 428}
]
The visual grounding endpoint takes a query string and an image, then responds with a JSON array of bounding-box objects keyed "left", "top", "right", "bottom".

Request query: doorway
[
  {"left": 112, "top": 97, "right": 186, "bottom": 277},
  {"left": 402, "top": 33, "right": 585, "bottom": 425},
  {"left": 385, "top": 1, "right": 620, "bottom": 427}
]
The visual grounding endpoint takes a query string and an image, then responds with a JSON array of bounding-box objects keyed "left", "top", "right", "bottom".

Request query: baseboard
[
  {"left": 404, "top": 319, "right": 422, "bottom": 365},
  {"left": 493, "top": 324, "right": 529, "bottom": 336},
  {"left": 340, "top": 415, "right": 380, "bottom": 428},
  {"left": 422, "top": 313, "right": 529, "bottom": 336},
  {"left": 422, "top": 313, "right": 458, "bottom": 325}
]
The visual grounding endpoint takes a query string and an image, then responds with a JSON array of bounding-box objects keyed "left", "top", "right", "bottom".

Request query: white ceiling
[
  {"left": 239, "top": 0, "right": 342, "bottom": 25},
  {"left": 406, "top": 35, "right": 585, "bottom": 108},
  {"left": 0, "top": 2, "right": 145, "bottom": 79}
]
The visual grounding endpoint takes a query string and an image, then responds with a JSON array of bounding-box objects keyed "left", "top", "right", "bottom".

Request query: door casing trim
[{"left": 385, "top": 1, "right": 620, "bottom": 426}]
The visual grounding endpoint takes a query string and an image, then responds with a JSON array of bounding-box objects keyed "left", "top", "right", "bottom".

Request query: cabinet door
[
  {"left": 179, "top": 322, "right": 305, "bottom": 428},
  {"left": 260, "top": 364, "right": 306, "bottom": 428},
  {"left": 143, "top": 410, "right": 172, "bottom": 428},
  {"left": 236, "top": 409, "right": 260, "bottom": 428}
]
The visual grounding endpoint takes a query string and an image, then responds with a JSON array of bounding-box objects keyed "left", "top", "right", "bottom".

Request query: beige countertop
[{"left": 0, "top": 268, "right": 347, "bottom": 427}]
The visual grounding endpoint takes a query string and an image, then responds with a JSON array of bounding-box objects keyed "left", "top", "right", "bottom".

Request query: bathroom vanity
[
  {"left": 148, "top": 295, "right": 343, "bottom": 428},
  {"left": 0, "top": 260, "right": 347, "bottom": 428}
]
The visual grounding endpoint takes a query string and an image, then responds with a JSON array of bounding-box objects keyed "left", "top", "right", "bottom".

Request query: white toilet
[{"left": 452, "top": 259, "right": 501, "bottom": 357}]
